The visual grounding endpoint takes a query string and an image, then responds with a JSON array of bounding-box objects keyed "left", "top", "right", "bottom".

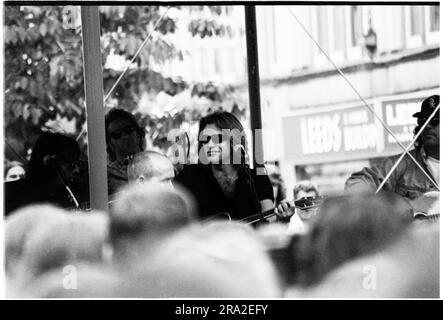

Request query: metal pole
[
  {"left": 81, "top": 6, "right": 109, "bottom": 212},
  {"left": 244, "top": 6, "right": 264, "bottom": 170}
]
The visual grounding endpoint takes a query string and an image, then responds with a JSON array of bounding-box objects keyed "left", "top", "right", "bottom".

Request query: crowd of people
[{"left": 3, "top": 95, "right": 440, "bottom": 298}]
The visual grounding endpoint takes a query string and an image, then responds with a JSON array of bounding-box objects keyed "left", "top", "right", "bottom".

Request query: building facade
[
  {"left": 156, "top": 5, "right": 439, "bottom": 197},
  {"left": 255, "top": 5, "right": 440, "bottom": 196}
]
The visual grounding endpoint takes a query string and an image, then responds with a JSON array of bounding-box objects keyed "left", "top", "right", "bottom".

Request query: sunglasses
[
  {"left": 417, "top": 117, "right": 439, "bottom": 126},
  {"left": 8, "top": 174, "right": 24, "bottom": 180},
  {"left": 110, "top": 126, "right": 137, "bottom": 140},
  {"left": 201, "top": 133, "right": 229, "bottom": 145}
]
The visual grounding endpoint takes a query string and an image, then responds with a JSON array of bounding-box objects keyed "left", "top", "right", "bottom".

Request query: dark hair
[
  {"left": 422, "top": 95, "right": 440, "bottom": 113},
  {"left": 413, "top": 125, "right": 423, "bottom": 149},
  {"left": 269, "top": 171, "right": 286, "bottom": 203},
  {"left": 27, "top": 132, "right": 80, "bottom": 182},
  {"left": 197, "top": 111, "right": 248, "bottom": 165},
  {"left": 296, "top": 192, "right": 409, "bottom": 287},
  {"left": 105, "top": 109, "right": 145, "bottom": 162}
]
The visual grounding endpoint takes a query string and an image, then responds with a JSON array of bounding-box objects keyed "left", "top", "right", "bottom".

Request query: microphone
[{"left": 234, "top": 144, "right": 261, "bottom": 215}]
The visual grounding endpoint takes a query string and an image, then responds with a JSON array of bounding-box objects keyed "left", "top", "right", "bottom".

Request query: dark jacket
[
  {"left": 4, "top": 178, "right": 75, "bottom": 216},
  {"left": 174, "top": 164, "right": 274, "bottom": 220}
]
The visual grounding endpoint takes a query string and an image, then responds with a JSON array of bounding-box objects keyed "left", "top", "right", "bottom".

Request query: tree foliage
[{"left": 4, "top": 5, "right": 243, "bottom": 162}]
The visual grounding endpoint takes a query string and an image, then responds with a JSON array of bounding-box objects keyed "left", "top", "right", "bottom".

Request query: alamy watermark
[
  {"left": 61, "top": 5, "right": 274, "bottom": 176},
  {"left": 62, "top": 265, "right": 78, "bottom": 290},
  {"left": 167, "top": 128, "right": 275, "bottom": 175},
  {"left": 362, "top": 265, "right": 377, "bottom": 290}
]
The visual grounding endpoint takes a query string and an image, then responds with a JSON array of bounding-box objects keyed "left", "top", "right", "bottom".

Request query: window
[
  {"left": 317, "top": 7, "right": 329, "bottom": 54},
  {"left": 429, "top": 6, "right": 439, "bottom": 31},
  {"left": 345, "top": 6, "right": 363, "bottom": 60},
  {"left": 311, "top": 6, "right": 330, "bottom": 66},
  {"left": 411, "top": 6, "right": 424, "bottom": 35},
  {"left": 332, "top": 7, "right": 345, "bottom": 51},
  {"left": 271, "top": 8, "right": 278, "bottom": 64},
  {"left": 405, "top": 6, "right": 424, "bottom": 48},
  {"left": 327, "top": 6, "right": 346, "bottom": 62},
  {"left": 350, "top": 6, "right": 363, "bottom": 47},
  {"left": 425, "top": 5, "right": 439, "bottom": 44}
]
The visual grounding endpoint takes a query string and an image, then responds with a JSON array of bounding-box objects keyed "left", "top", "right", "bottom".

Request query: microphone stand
[{"left": 242, "top": 148, "right": 263, "bottom": 223}]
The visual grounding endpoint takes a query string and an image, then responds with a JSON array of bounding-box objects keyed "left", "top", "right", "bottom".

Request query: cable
[
  {"left": 375, "top": 105, "right": 440, "bottom": 193},
  {"left": 241, "top": 144, "right": 262, "bottom": 218},
  {"left": 76, "top": 6, "right": 172, "bottom": 141},
  {"left": 103, "top": 7, "right": 172, "bottom": 103}
]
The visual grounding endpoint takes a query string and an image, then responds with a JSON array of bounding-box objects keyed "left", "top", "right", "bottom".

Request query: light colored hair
[
  {"left": 5, "top": 205, "right": 68, "bottom": 279},
  {"left": 296, "top": 192, "right": 410, "bottom": 287},
  {"left": 298, "top": 223, "right": 439, "bottom": 298},
  {"left": 127, "top": 150, "right": 172, "bottom": 181},
  {"left": 118, "top": 221, "right": 282, "bottom": 298},
  {"left": 293, "top": 180, "right": 319, "bottom": 199},
  {"left": 109, "top": 182, "right": 196, "bottom": 263},
  {"left": 14, "top": 211, "right": 108, "bottom": 288}
]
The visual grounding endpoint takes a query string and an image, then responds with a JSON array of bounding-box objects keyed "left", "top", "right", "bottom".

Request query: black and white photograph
[{"left": 0, "top": 0, "right": 440, "bottom": 305}]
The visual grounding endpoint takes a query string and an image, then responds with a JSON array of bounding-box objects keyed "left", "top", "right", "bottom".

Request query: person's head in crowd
[
  {"left": 14, "top": 211, "right": 108, "bottom": 288},
  {"left": 413, "top": 95, "right": 439, "bottom": 156},
  {"left": 127, "top": 150, "right": 175, "bottom": 187},
  {"left": 114, "top": 221, "right": 281, "bottom": 298},
  {"left": 5, "top": 205, "right": 68, "bottom": 280},
  {"left": 292, "top": 181, "right": 320, "bottom": 222},
  {"left": 293, "top": 180, "right": 319, "bottom": 200},
  {"left": 296, "top": 222, "right": 439, "bottom": 298},
  {"left": 296, "top": 191, "right": 410, "bottom": 287},
  {"left": 197, "top": 110, "right": 247, "bottom": 166},
  {"left": 4, "top": 161, "right": 26, "bottom": 182},
  {"left": 105, "top": 108, "right": 145, "bottom": 164},
  {"left": 255, "top": 223, "right": 301, "bottom": 288},
  {"left": 109, "top": 182, "right": 196, "bottom": 264},
  {"left": 27, "top": 132, "right": 80, "bottom": 187}
]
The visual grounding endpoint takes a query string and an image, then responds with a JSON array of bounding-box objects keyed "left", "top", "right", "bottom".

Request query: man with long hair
[{"left": 174, "top": 111, "right": 274, "bottom": 221}]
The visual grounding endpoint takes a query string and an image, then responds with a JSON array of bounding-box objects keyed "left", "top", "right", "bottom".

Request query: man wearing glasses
[
  {"left": 345, "top": 95, "right": 439, "bottom": 217},
  {"left": 105, "top": 108, "right": 145, "bottom": 195}
]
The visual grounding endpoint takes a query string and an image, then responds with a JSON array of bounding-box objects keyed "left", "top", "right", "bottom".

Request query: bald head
[{"left": 127, "top": 151, "right": 174, "bottom": 185}]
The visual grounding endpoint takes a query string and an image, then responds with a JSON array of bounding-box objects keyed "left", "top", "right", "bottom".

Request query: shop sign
[{"left": 283, "top": 97, "right": 424, "bottom": 164}]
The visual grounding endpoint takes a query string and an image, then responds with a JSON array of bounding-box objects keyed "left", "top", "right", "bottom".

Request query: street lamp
[
  {"left": 363, "top": 9, "right": 377, "bottom": 60},
  {"left": 364, "top": 26, "right": 377, "bottom": 59}
]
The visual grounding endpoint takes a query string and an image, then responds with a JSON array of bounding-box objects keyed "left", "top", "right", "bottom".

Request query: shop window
[
  {"left": 405, "top": 6, "right": 424, "bottom": 48},
  {"left": 425, "top": 5, "right": 439, "bottom": 44},
  {"left": 350, "top": 6, "right": 363, "bottom": 47},
  {"left": 345, "top": 6, "right": 363, "bottom": 60},
  {"left": 311, "top": 6, "right": 330, "bottom": 66},
  {"left": 328, "top": 6, "right": 346, "bottom": 62}
]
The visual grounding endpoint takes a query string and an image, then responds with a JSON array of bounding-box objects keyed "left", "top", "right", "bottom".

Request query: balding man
[{"left": 127, "top": 151, "right": 175, "bottom": 186}]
